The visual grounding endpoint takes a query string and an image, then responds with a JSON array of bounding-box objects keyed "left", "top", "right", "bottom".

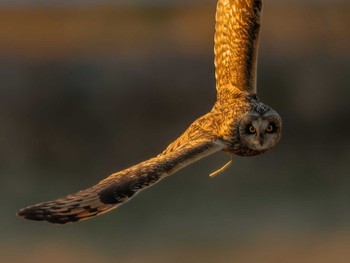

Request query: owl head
[{"left": 238, "top": 103, "right": 282, "bottom": 153}]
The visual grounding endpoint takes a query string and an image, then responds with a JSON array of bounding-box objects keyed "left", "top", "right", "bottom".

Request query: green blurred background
[{"left": 1, "top": 1, "right": 350, "bottom": 262}]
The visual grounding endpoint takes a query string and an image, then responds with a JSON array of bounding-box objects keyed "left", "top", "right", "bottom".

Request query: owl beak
[{"left": 258, "top": 133, "right": 264, "bottom": 146}]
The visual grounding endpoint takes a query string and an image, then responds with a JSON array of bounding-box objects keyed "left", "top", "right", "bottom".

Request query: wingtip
[
  {"left": 17, "top": 205, "right": 47, "bottom": 222},
  {"left": 17, "top": 207, "right": 77, "bottom": 224},
  {"left": 17, "top": 206, "right": 31, "bottom": 218},
  {"left": 17, "top": 208, "right": 24, "bottom": 217},
  {"left": 16, "top": 200, "right": 112, "bottom": 224}
]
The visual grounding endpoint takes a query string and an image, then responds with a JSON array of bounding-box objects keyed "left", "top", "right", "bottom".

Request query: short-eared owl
[{"left": 18, "top": 0, "right": 282, "bottom": 224}]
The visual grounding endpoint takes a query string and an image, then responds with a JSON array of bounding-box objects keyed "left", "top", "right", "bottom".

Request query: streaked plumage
[{"left": 18, "top": 0, "right": 282, "bottom": 224}]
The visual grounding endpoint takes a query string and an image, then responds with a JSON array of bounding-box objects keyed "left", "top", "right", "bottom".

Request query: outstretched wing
[
  {"left": 214, "top": 0, "right": 262, "bottom": 95},
  {"left": 18, "top": 138, "right": 223, "bottom": 224}
]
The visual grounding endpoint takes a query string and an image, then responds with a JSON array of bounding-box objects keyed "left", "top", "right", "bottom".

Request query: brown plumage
[{"left": 18, "top": 0, "right": 282, "bottom": 224}]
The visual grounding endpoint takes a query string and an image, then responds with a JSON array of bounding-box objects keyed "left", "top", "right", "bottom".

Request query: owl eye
[
  {"left": 266, "top": 124, "right": 274, "bottom": 133},
  {"left": 248, "top": 125, "right": 256, "bottom": 134}
]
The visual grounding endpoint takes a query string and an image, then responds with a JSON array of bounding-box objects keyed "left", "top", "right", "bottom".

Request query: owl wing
[
  {"left": 214, "top": 0, "right": 262, "bottom": 95},
  {"left": 18, "top": 137, "right": 223, "bottom": 224}
]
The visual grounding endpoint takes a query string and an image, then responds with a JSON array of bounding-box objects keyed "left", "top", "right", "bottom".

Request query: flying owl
[{"left": 18, "top": 0, "right": 282, "bottom": 224}]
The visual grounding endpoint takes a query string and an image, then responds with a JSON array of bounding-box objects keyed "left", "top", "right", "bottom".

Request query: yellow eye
[
  {"left": 266, "top": 124, "right": 274, "bottom": 133},
  {"left": 248, "top": 125, "right": 256, "bottom": 133}
]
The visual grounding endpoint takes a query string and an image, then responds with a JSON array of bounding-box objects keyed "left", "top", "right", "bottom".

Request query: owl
[{"left": 18, "top": 0, "right": 282, "bottom": 224}]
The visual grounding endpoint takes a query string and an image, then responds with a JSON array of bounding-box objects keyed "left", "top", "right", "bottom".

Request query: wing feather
[
  {"left": 214, "top": 0, "right": 262, "bottom": 95},
  {"left": 18, "top": 138, "right": 223, "bottom": 224}
]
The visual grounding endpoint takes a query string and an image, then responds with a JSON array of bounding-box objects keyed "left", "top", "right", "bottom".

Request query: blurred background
[{"left": 1, "top": 0, "right": 350, "bottom": 262}]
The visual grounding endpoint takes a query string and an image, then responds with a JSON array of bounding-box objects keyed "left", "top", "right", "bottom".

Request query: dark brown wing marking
[{"left": 18, "top": 138, "right": 223, "bottom": 224}]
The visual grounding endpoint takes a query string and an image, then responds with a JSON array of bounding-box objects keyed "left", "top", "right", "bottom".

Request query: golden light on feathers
[{"left": 18, "top": 0, "right": 281, "bottom": 224}]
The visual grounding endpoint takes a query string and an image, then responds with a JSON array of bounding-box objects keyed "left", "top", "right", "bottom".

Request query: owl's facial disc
[{"left": 240, "top": 112, "right": 282, "bottom": 152}]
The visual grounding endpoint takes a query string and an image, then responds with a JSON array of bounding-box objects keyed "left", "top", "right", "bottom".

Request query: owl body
[
  {"left": 18, "top": 0, "right": 282, "bottom": 224},
  {"left": 166, "top": 85, "right": 281, "bottom": 158},
  {"left": 206, "top": 88, "right": 281, "bottom": 157}
]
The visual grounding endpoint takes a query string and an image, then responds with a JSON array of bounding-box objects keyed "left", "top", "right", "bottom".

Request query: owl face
[{"left": 238, "top": 109, "right": 282, "bottom": 152}]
